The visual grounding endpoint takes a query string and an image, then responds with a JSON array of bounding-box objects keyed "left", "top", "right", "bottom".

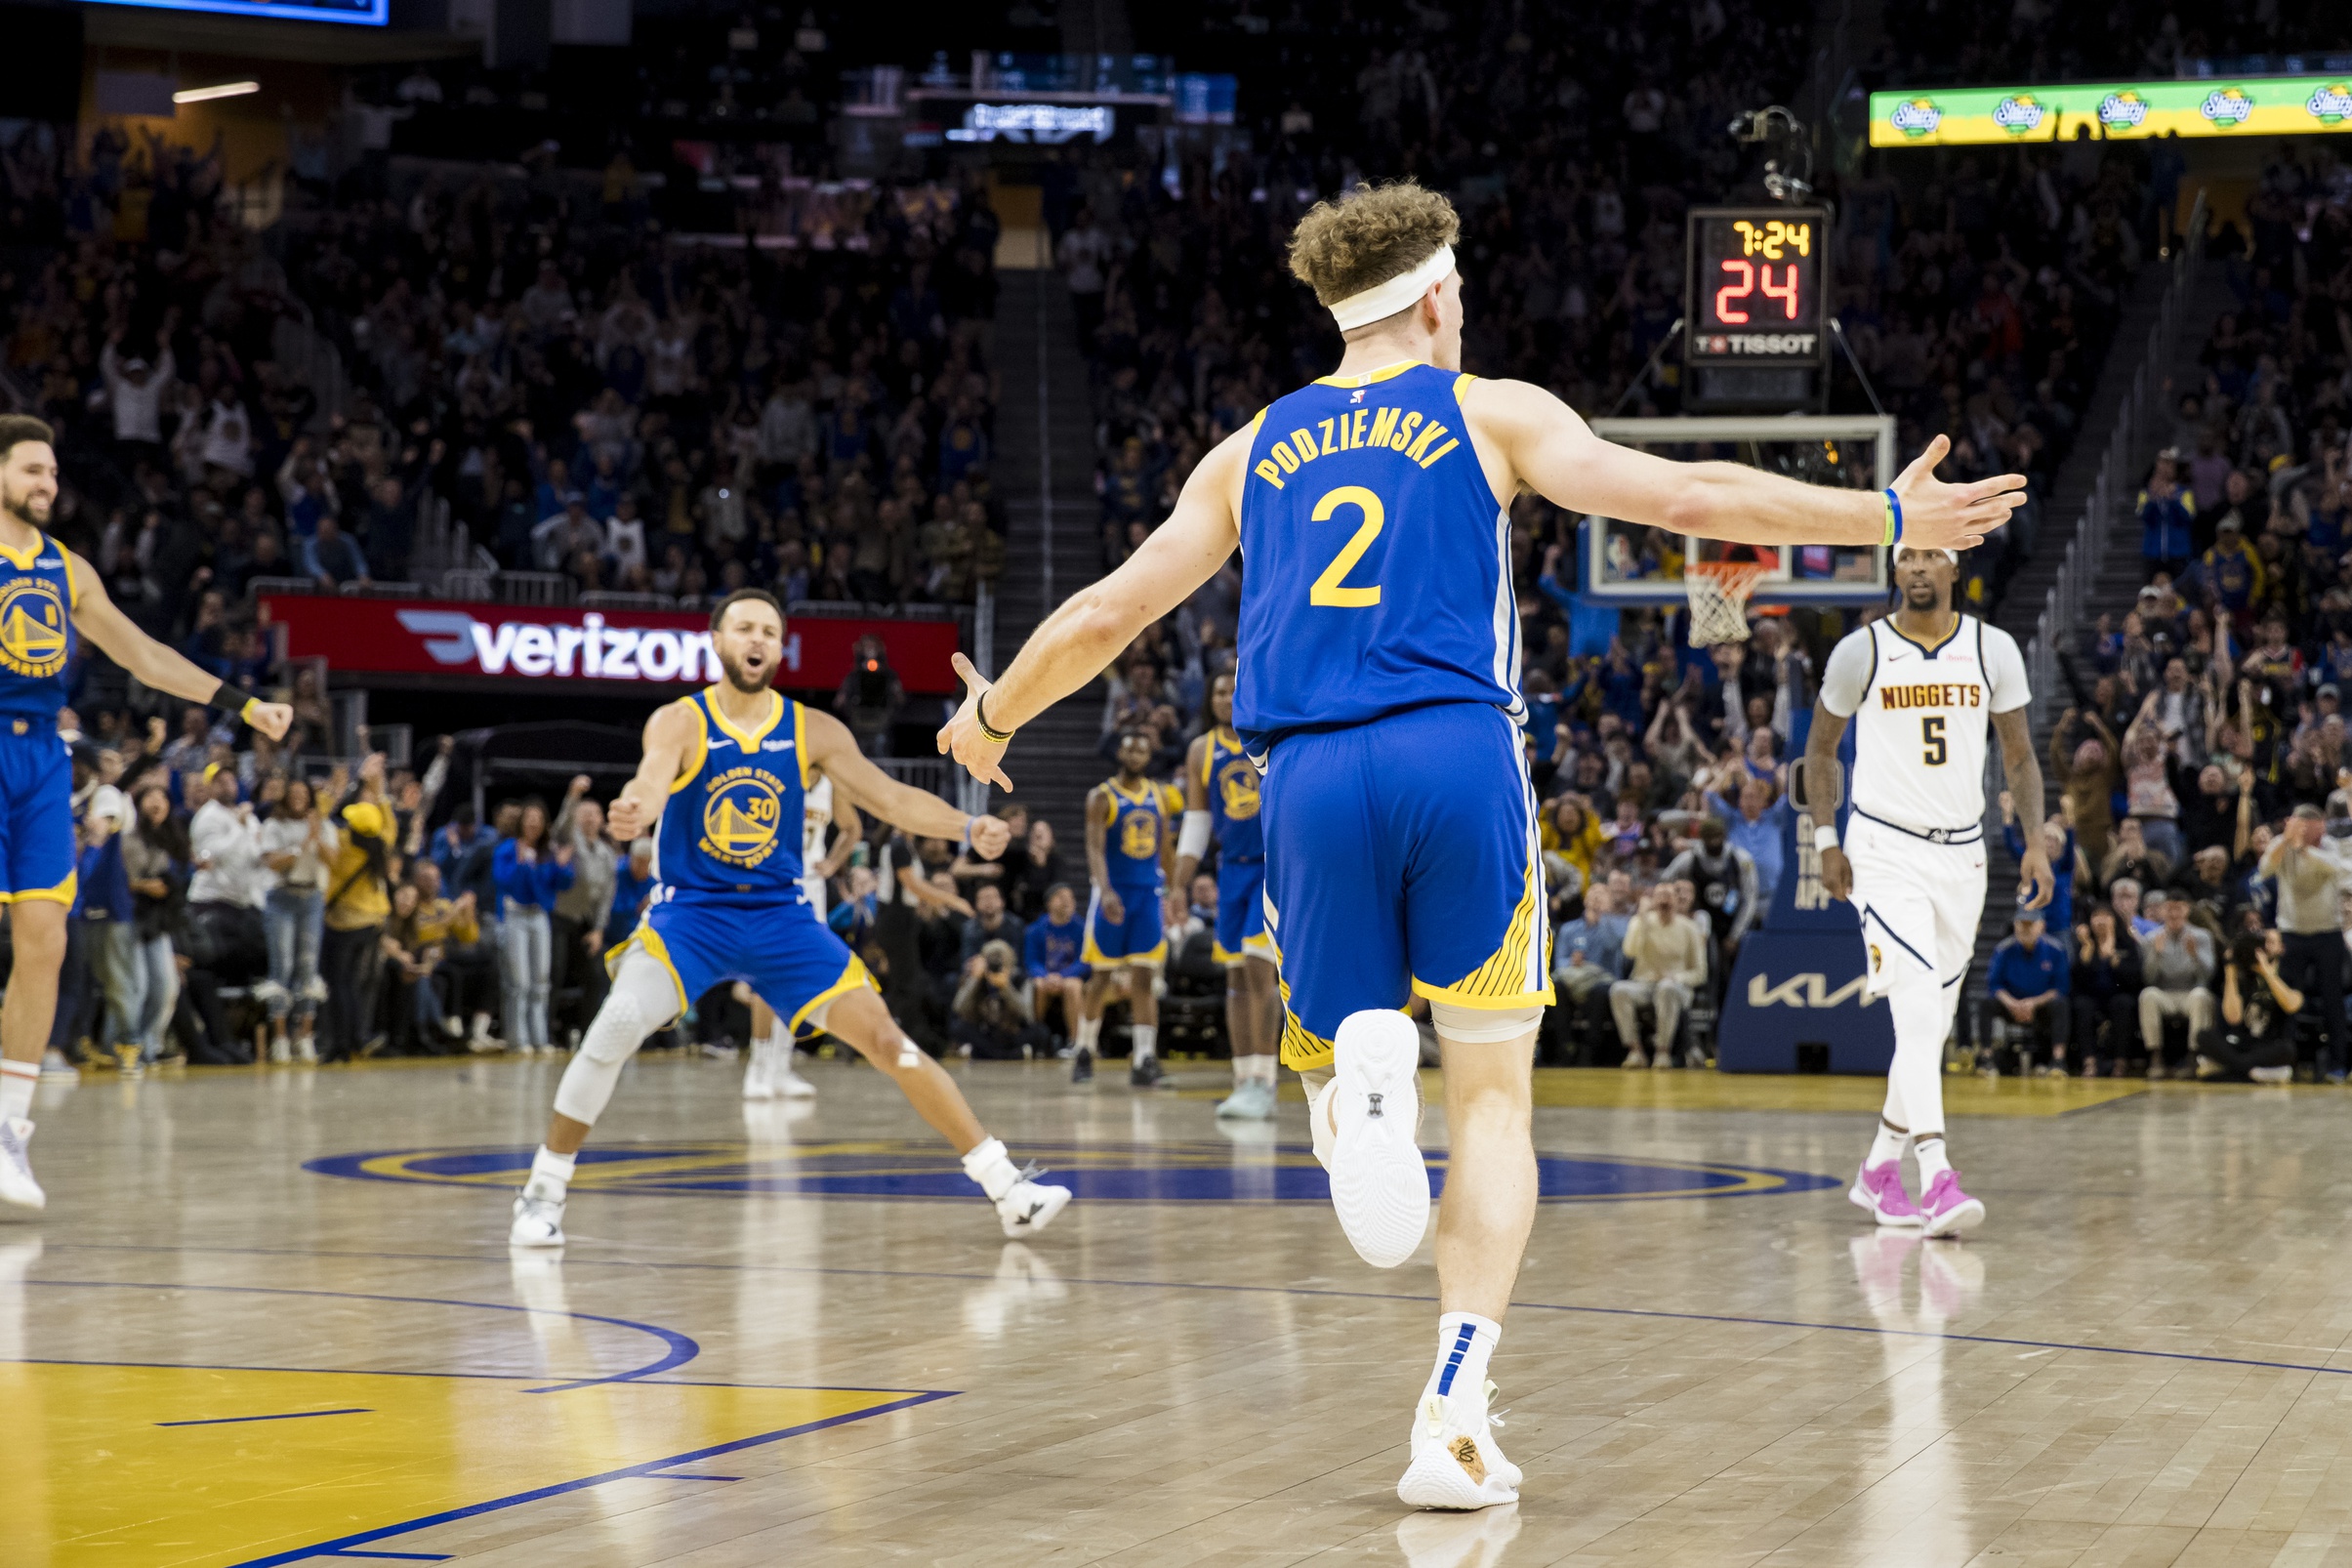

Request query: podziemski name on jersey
[
  {"left": 1254, "top": 406, "right": 1461, "bottom": 488},
  {"left": 1877, "top": 681, "right": 1983, "bottom": 709}
]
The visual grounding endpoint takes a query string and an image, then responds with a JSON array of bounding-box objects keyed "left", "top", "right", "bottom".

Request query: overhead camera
[{"left": 1726, "top": 104, "right": 1813, "bottom": 203}]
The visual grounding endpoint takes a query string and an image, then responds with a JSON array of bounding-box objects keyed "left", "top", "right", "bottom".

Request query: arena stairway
[
  {"left": 989, "top": 268, "right": 1113, "bottom": 844},
  {"left": 1963, "top": 251, "right": 2237, "bottom": 991}
]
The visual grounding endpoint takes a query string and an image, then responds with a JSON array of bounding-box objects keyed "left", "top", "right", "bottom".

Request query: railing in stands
[{"left": 2024, "top": 190, "right": 2209, "bottom": 733}]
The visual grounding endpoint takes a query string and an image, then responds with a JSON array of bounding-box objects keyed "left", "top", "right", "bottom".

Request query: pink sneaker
[
  {"left": 1918, "top": 1169, "right": 1985, "bottom": 1238},
  {"left": 1847, "top": 1160, "right": 1922, "bottom": 1226}
]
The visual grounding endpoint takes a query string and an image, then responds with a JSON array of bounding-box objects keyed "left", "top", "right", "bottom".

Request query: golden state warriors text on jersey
[{"left": 1234, "top": 362, "right": 1520, "bottom": 749}]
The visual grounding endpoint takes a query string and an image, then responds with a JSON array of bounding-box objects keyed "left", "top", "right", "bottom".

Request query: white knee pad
[
  {"left": 552, "top": 952, "right": 677, "bottom": 1127},
  {"left": 1428, "top": 1000, "right": 1545, "bottom": 1045},
  {"left": 1300, "top": 1067, "right": 1336, "bottom": 1170}
]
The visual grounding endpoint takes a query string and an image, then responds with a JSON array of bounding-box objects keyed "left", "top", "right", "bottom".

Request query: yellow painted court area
[
  {"left": 0, "top": 1362, "right": 919, "bottom": 1568},
  {"left": 1209, "top": 1067, "right": 2149, "bottom": 1116}
]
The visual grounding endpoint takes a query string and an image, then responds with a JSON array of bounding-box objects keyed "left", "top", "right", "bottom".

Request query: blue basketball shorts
[
  {"left": 1214, "top": 855, "right": 1272, "bottom": 966},
  {"left": 611, "top": 891, "right": 876, "bottom": 1039},
  {"left": 1083, "top": 881, "right": 1167, "bottom": 968},
  {"left": 0, "top": 724, "right": 75, "bottom": 906},
  {"left": 1259, "top": 702, "right": 1552, "bottom": 1072}
]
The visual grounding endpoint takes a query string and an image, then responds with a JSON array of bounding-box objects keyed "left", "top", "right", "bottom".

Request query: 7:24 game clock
[{"left": 1685, "top": 207, "right": 1830, "bottom": 367}]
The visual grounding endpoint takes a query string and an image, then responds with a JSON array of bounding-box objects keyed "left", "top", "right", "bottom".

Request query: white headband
[{"left": 1329, "top": 245, "right": 1456, "bottom": 332}]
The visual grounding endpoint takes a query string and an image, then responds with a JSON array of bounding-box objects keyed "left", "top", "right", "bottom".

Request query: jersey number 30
[
  {"left": 1309, "top": 485, "right": 1383, "bottom": 607},
  {"left": 1920, "top": 715, "right": 1947, "bottom": 766}
]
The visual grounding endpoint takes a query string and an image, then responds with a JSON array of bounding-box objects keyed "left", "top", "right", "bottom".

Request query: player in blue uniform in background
[
  {"left": 0, "top": 416, "right": 292, "bottom": 1214},
  {"left": 1175, "top": 672, "right": 1280, "bottom": 1119},
  {"left": 1072, "top": 730, "right": 1178, "bottom": 1087},
  {"left": 939, "top": 184, "right": 2026, "bottom": 1510},
  {"left": 508, "top": 589, "right": 1069, "bottom": 1247}
]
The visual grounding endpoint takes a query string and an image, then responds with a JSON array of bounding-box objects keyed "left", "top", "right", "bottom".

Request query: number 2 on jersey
[
  {"left": 1308, "top": 485, "right": 1383, "bottom": 607},
  {"left": 1920, "top": 715, "right": 1947, "bottom": 766}
]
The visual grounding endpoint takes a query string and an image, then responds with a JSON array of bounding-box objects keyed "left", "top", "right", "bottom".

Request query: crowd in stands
[
  {"left": 1, "top": 123, "right": 1009, "bottom": 740},
  {"left": 1968, "top": 143, "right": 2352, "bottom": 1085}
]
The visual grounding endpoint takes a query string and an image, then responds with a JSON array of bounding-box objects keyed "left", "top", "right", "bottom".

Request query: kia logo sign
[
  {"left": 1745, "top": 972, "right": 1877, "bottom": 1008},
  {"left": 391, "top": 609, "right": 802, "bottom": 682}
]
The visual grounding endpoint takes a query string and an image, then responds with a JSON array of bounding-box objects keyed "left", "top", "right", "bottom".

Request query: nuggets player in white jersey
[
  {"left": 742, "top": 776, "right": 860, "bottom": 1102},
  {"left": 938, "top": 184, "right": 2023, "bottom": 1510},
  {"left": 508, "top": 590, "right": 1068, "bottom": 1248},
  {"left": 1803, "top": 547, "right": 2052, "bottom": 1238}
]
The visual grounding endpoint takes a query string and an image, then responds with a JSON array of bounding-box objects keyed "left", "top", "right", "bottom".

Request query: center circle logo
[
  {"left": 700, "top": 767, "right": 782, "bottom": 867},
  {"left": 0, "top": 580, "right": 68, "bottom": 679},
  {"left": 309, "top": 1139, "right": 1841, "bottom": 1205}
]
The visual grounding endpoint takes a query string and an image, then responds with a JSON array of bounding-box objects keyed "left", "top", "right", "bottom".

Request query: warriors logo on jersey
[
  {"left": 700, "top": 767, "right": 786, "bottom": 868},
  {"left": 0, "top": 579, "right": 67, "bottom": 680}
]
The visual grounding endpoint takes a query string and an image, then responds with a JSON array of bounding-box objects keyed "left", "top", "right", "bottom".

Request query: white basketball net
[{"left": 1685, "top": 563, "right": 1771, "bottom": 647}]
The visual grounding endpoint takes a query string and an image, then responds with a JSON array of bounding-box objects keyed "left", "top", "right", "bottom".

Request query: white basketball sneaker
[
  {"left": 994, "top": 1176, "right": 1072, "bottom": 1237},
  {"left": 1327, "top": 1010, "right": 1430, "bottom": 1268},
  {"left": 0, "top": 1119, "right": 45, "bottom": 1212},
  {"left": 773, "top": 1049, "right": 816, "bottom": 1098},
  {"left": 742, "top": 1038, "right": 776, "bottom": 1101},
  {"left": 1397, "top": 1378, "right": 1521, "bottom": 1510},
  {"left": 509, "top": 1186, "right": 567, "bottom": 1247}
]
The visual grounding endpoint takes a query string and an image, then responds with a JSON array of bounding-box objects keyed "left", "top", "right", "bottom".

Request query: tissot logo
[
  {"left": 390, "top": 609, "right": 803, "bottom": 683},
  {"left": 1746, "top": 972, "right": 1875, "bottom": 1009}
]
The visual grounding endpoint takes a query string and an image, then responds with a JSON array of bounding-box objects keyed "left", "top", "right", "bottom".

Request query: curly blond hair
[{"left": 1287, "top": 183, "right": 1461, "bottom": 310}]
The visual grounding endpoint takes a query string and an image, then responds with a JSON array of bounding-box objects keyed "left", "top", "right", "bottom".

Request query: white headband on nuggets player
[
  {"left": 1328, "top": 244, "right": 1456, "bottom": 332},
  {"left": 1895, "top": 545, "right": 1960, "bottom": 564}
]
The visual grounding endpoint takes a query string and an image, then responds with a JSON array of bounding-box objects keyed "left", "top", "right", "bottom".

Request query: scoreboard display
[{"left": 1685, "top": 207, "right": 1829, "bottom": 369}]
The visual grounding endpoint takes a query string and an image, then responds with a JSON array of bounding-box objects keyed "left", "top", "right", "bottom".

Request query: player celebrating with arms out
[
  {"left": 0, "top": 417, "right": 291, "bottom": 1211},
  {"left": 1176, "top": 672, "right": 1282, "bottom": 1119},
  {"left": 939, "top": 183, "right": 2021, "bottom": 1509},
  {"left": 1802, "top": 545, "right": 2052, "bottom": 1239},
  {"left": 508, "top": 589, "right": 1069, "bottom": 1247},
  {"left": 1071, "top": 729, "right": 1178, "bottom": 1087}
]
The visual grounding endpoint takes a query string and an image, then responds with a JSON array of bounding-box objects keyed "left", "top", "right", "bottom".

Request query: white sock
[
  {"left": 1914, "top": 1135, "right": 1952, "bottom": 1183},
  {"left": 525, "top": 1146, "right": 576, "bottom": 1201},
  {"left": 1427, "top": 1312, "right": 1502, "bottom": 1404},
  {"left": 1131, "top": 1024, "right": 1157, "bottom": 1062},
  {"left": 0, "top": 1060, "right": 36, "bottom": 1123},
  {"left": 961, "top": 1136, "right": 1020, "bottom": 1201},
  {"left": 1867, "top": 1119, "right": 1908, "bottom": 1168},
  {"left": 1236, "top": 1053, "right": 1276, "bottom": 1087},
  {"left": 1074, "top": 1014, "right": 1101, "bottom": 1053}
]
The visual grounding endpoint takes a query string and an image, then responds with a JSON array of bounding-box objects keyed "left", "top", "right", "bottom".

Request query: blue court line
[
  {"left": 34, "top": 1241, "right": 2352, "bottom": 1385},
  {"left": 13, "top": 1354, "right": 930, "bottom": 1396},
  {"left": 225, "top": 1390, "right": 951, "bottom": 1568},
  {"left": 317, "top": 1553, "right": 454, "bottom": 1562},
  {"left": 159, "top": 1407, "right": 370, "bottom": 1427},
  {"left": 21, "top": 1279, "right": 697, "bottom": 1391},
  {"left": 645, "top": 1471, "right": 740, "bottom": 1481}
]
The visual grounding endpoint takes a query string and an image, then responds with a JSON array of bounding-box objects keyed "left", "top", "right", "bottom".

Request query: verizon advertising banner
[{"left": 259, "top": 597, "right": 964, "bottom": 693}]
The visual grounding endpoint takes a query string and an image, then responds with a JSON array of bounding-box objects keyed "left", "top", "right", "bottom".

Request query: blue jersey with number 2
[{"left": 1233, "top": 361, "right": 1522, "bottom": 751}]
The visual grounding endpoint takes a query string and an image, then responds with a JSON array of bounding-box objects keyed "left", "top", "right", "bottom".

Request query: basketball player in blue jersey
[
  {"left": 0, "top": 417, "right": 292, "bottom": 1213},
  {"left": 939, "top": 183, "right": 2025, "bottom": 1509},
  {"left": 1070, "top": 730, "right": 1179, "bottom": 1087},
  {"left": 1175, "top": 673, "right": 1281, "bottom": 1119},
  {"left": 508, "top": 590, "right": 1069, "bottom": 1247}
]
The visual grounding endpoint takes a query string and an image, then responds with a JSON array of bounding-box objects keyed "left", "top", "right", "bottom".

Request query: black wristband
[
  {"left": 975, "top": 688, "right": 1013, "bottom": 744},
  {"left": 207, "top": 680, "right": 259, "bottom": 719}
]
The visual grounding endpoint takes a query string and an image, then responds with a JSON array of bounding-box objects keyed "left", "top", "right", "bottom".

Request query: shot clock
[{"left": 1684, "top": 206, "right": 1831, "bottom": 409}]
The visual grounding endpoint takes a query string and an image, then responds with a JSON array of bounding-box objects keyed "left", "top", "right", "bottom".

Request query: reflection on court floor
[
  {"left": 308, "top": 1138, "right": 1842, "bottom": 1205},
  {"left": 0, "top": 1361, "right": 935, "bottom": 1568}
]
